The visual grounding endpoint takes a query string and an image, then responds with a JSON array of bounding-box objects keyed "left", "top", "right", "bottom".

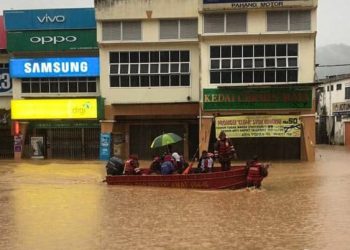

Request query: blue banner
[
  {"left": 4, "top": 8, "right": 96, "bottom": 31},
  {"left": 100, "top": 133, "right": 111, "bottom": 161},
  {"left": 10, "top": 57, "right": 100, "bottom": 78}
]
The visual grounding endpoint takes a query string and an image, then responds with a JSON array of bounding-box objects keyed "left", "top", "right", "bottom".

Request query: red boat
[{"left": 105, "top": 165, "right": 248, "bottom": 189}]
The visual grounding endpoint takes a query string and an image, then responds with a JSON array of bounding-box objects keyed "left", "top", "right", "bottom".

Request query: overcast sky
[{"left": 0, "top": 0, "right": 348, "bottom": 48}]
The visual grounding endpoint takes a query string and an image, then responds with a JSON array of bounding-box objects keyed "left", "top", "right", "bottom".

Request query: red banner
[{"left": 0, "top": 16, "right": 6, "bottom": 49}]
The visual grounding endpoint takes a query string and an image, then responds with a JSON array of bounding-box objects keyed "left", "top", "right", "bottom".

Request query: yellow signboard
[
  {"left": 216, "top": 115, "right": 301, "bottom": 138},
  {"left": 11, "top": 99, "right": 98, "bottom": 120}
]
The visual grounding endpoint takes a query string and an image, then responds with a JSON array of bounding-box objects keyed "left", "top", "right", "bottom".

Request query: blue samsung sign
[
  {"left": 4, "top": 8, "right": 96, "bottom": 31},
  {"left": 10, "top": 57, "right": 100, "bottom": 78}
]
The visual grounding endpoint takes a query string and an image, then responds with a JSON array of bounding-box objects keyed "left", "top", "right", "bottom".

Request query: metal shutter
[
  {"left": 122, "top": 21, "right": 141, "bottom": 40},
  {"left": 290, "top": 11, "right": 311, "bottom": 31},
  {"left": 226, "top": 13, "right": 247, "bottom": 33},
  {"left": 160, "top": 20, "right": 179, "bottom": 39},
  {"left": 180, "top": 19, "right": 197, "bottom": 39},
  {"left": 102, "top": 22, "right": 121, "bottom": 41},
  {"left": 204, "top": 14, "right": 225, "bottom": 33},
  {"left": 267, "top": 11, "right": 288, "bottom": 31}
]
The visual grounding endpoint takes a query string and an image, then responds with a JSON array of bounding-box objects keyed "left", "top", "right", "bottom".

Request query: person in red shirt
[
  {"left": 123, "top": 154, "right": 141, "bottom": 175},
  {"left": 214, "top": 131, "right": 237, "bottom": 171},
  {"left": 246, "top": 155, "right": 269, "bottom": 189}
]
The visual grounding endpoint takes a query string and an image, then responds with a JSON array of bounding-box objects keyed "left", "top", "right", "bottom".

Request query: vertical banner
[
  {"left": 31, "top": 136, "right": 44, "bottom": 159},
  {"left": 14, "top": 135, "right": 23, "bottom": 153},
  {"left": 99, "top": 133, "right": 111, "bottom": 160}
]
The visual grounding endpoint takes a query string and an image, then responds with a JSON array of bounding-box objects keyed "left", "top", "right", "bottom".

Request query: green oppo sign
[
  {"left": 7, "top": 29, "right": 97, "bottom": 52},
  {"left": 203, "top": 86, "right": 312, "bottom": 110}
]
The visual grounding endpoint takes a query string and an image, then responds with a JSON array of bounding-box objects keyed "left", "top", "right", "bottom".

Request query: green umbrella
[{"left": 150, "top": 133, "right": 183, "bottom": 149}]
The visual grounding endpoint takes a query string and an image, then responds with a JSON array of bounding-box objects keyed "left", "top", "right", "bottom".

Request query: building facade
[
  {"left": 95, "top": 0, "right": 317, "bottom": 161},
  {"left": 0, "top": 16, "right": 13, "bottom": 159},
  {"left": 5, "top": 8, "right": 102, "bottom": 160},
  {"left": 316, "top": 74, "right": 350, "bottom": 146}
]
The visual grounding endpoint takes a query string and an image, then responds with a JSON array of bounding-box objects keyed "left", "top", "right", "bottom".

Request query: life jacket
[
  {"left": 247, "top": 162, "right": 263, "bottom": 183},
  {"left": 124, "top": 159, "right": 136, "bottom": 175}
]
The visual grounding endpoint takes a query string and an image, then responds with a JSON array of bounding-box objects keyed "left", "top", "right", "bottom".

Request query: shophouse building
[
  {"left": 95, "top": 0, "right": 317, "bottom": 161},
  {"left": 5, "top": 8, "right": 102, "bottom": 160},
  {"left": 316, "top": 74, "right": 350, "bottom": 146},
  {"left": 0, "top": 16, "right": 13, "bottom": 159}
]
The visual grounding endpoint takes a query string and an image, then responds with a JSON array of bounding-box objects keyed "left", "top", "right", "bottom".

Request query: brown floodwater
[{"left": 0, "top": 145, "right": 350, "bottom": 250}]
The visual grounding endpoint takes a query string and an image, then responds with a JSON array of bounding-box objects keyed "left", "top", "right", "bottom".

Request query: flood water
[{"left": 0, "top": 145, "right": 350, "bottom": 250}]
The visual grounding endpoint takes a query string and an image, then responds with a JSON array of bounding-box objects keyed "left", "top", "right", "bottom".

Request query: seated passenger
[
  {"left": 106, "top": 156, "right": 124, "bottom": 175},
  {"left": 149, "top": 156, "right": 162, "bottom": 174},
  {"left": 198, "top": 150, "right": 214, "bottom": 173},
  {"left": 161, "top": 154, "right": 175, "bottom": 175},
  {"left": 123, "top": 154, "right": 141, "bottom": 175}
]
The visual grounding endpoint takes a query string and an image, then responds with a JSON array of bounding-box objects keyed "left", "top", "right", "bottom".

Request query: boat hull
[{"left": 106, "top": 166, "right": 247, "bottom": 189}]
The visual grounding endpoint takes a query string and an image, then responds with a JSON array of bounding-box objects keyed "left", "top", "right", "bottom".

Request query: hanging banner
[
  {"left": 215, "top": 115, "right": 301, "bottom": 138},
  {"left": 99, "top": 133, "right": 111, "bottom": 161}
]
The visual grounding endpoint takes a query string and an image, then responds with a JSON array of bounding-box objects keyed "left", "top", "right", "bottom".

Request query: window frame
[
  {"left": 203, "top": 12, "right": 247, "bottom": 34},
  {"left": 266, "top": 10, "right": 311, "bottom": 32}
]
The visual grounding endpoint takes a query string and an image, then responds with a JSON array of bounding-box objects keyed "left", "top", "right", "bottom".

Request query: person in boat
[
  {"left": 123, "top": 154, "right": 141, "bottom": 175},
  {"left": 160, "top": 154, "right": 175, "bottom": 175},
  {"left": 106, "top": 156, "right": 124, "bottom": 175},
  {"left": 197, "top": 150, "right": 214, "bottom": 173},
  {"left": 246, "top": 155, "right": 269, "bottom": 189},
  {"left": 214, "top": 131, "right": 237, "bottom": 171},
  {"left": 149, "top": 155, "right": 162, "bottom": 174}
]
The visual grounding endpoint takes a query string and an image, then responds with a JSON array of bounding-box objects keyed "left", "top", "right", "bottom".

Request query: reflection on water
[{"left": 0, "top": 145, "right": 350, "bottom": 250}]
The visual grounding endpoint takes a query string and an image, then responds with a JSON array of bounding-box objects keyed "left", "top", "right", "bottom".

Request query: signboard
[
  {"left": 215, "top": 115, "right": 301, "bottom": 138},
  {"left": 333, "top": 102, "right": 350, "bottom": 115},
  {"left": 31, "top": 136, "right": 44, "bottom": 159},
  {"left": 4, "top": 8, "right": 96, "bottom": 31},
  {"left": 0, "top": 16, "right": 6, "bottom": 49},
  {"left": 10, "top": 57, "right": 99, "bottom": 78},
  {"left": 7, "top": 29, "right": 97, "bottom": 52},
  {"left": 0, "top": 68, "right": 12, "bottom": 96},
  {"left": 203, "top": 87, "right": 312, "bottom": 110},
  {"left": 100, "top": 133, "right": 111, "bottom": 160},
  {"left": 202, "top": 0, "right": 314, "bottom": 9},
  {"left": 14, "top": 135, "right": 23, "bottom": 153},
  {"left": 11, "top": 99, "right": 98, "bottom": 120}
]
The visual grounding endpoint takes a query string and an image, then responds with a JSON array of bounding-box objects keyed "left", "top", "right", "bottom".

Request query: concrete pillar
[
  {"left": 100, "top": 120, "right": 115, "bottom": 133},
  {"left": 300, "top": 115, "right": 316, "bottom": 161},
  {"left": 14, "top": 122, "right": 29, "bottom": 161},
  {"left": 199, "top": 116, "right": 213, "bottom": 154}
]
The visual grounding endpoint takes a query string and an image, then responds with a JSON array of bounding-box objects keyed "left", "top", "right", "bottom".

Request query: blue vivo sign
[
  {"left": 4, "top": 8, "right": 96, "bottom": 31},
  {"left": 10, "top": 57, "right": 100, "bottom": 78},
  {"left": 99, "top": 133, "right": 111, "bottom": 161}
]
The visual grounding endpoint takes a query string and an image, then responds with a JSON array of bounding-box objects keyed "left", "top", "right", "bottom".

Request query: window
[
  {"left": 102, "top": 21, "right": 141, "bottom": 41},
  {"left": 204, "top": 13, "right": 247, "bottom": 33},
  {"left": 210, "top": 44, "right": 298, "bottom": 84},
  {"left": 21, "top": 77, "right": 97, "bottom": 94},
  {"left": 345, "top": 87, "right": 350, "bottom": 99},
  {"left": 331, "top": 85, "right": 334, "bottom": 91},
  {"left": 267, "top": 10, "right": 311, "bottom": 32},
  {"left": 109, "top": 50, "right": 191, "bottom": 87},
  {"left": 336, "top": 115, "right": 342, "bottom": 122},
  {"left": 160, "top": 19, "right": 197, "bottom": 39},
  {"left": 336, "top": 84, "right": 342, "bottom": 90}
]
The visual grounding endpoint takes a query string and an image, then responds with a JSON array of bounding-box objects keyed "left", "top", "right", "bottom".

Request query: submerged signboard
[
  {"left": 7, "top": 29, "right": 97, "bottom": 52},
  {"left": 4, "top": 8, "right": 96, "bottom": 31},
  {"left": 11, "top": 99, "right": 98, "bottom": 120},
  {"left": 10, "top": 57, "right": 99, "bottom": 78}
]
